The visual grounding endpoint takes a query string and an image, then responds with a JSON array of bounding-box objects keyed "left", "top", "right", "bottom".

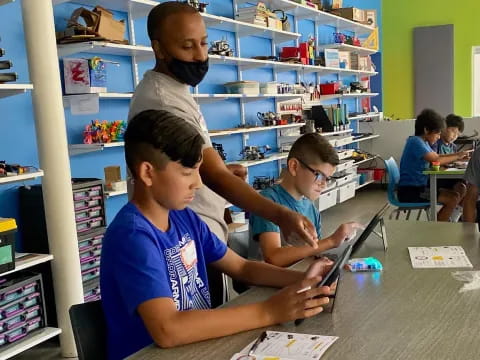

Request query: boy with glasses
[{"left": 249, "top": 133, "right": 362, "bottom": 267}]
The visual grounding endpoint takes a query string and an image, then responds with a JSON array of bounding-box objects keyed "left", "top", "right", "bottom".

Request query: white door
[{"left": 473, "top": 47, "right": 480, "bottom": 116}]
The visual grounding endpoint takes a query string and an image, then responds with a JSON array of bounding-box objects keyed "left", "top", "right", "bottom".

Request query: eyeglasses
[{"left": 297, "top": 158, "right": 331, "bottom": 183}]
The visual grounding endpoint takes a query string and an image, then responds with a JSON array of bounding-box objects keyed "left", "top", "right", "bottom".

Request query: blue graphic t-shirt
[
  {"left": 399, "top": 136, "right": 434, "bottom": 187},
  {"left": 432, "top": 138, "right": 457, "bottom": 155},
  {"left": 100, "top": 202, "right": 227, "bottom": 360}
]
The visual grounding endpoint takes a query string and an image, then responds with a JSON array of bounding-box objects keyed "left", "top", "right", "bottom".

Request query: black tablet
[
  {"left": 294, "top": 244, "right": 353, "bottom": 326},
  {"left": 351, "top": 203, "right": 389, "bottom": 256}
]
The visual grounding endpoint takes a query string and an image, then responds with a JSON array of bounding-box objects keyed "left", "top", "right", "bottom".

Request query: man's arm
[
  {"left": 200, "top": 147, "right": 317, "bottom": 246},
  {"left": 463, "top": 183, "right": 478, "bottom": 222}
]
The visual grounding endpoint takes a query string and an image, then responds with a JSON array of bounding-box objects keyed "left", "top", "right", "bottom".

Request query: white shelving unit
[
  {"left": 356, "top": 179, "right": 375, "bottom": 190},
  {"left": 227, "top": 152, "right": 288, "bottom": 167},
  {"left": 57, "top": 41, "right": 154, "bottom": 61},
  {"left": 5, "top": 253, "right": 54, "bottom": 277},
  {"left": 105, "top": 189, "right": 127, "bottom": 197},
  {"left": 0, "top": 171, "right": 44, "bottom": 185},
  {"left": 348, "top": 112, "right": 383, "bottom": 121},
  {"left": 69, "top": 141, "right": 125, "bottom": 156},
  {"left": 318, "top": 43, "right": 377, "bottom": 56},
  {"left": 210, "top": 122, "right": 305, "bottom": 137},
  {"left": 0, "top": 327, "right": 62, "bottom": 360},
  {"left": 0, "top": 0, "right": 14, "bottom": 6},
  {"left": 0, "top": 84, "right": 33, "bottom": 99}
]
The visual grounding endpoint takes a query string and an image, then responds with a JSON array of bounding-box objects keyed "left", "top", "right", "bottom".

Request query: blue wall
[{"left": 0, "top": 0, "right": 380, "bottom": 250}]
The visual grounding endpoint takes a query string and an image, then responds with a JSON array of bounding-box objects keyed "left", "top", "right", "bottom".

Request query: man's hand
[
  {"left": 327, "top": 222, "right": 364, "bottom": 248},
  {"left": 226, "top": 164, "right": 247, "bottom": 181},
  {"left": 263, "top": 277, "right": 331, "bottom": 324},
  {"left": 278, "top": 208, "right": 318, "bottom": 248}
]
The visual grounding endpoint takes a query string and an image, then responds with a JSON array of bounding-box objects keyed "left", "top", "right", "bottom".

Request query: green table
[{"left": 423, "top": 169, "right": 465, "bottom": 221}]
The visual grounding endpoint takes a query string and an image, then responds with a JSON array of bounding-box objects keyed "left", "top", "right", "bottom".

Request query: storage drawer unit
[
  {"left": 337, "top": 182, "right": 356, "bottom": 203},
  {"left": 78, "top": 228, "right": 105, "bottom": 302},
  {"left": 317, "top": 189, "right": 338, "bottom": 212}
]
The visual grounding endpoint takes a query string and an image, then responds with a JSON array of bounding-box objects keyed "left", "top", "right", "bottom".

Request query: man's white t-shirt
[{"left": 128, "top": 70, "right": 228, "bottom": 242}]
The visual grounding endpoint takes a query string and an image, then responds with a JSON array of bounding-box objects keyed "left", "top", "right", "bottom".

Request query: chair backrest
[
  {"left": 384, "top": 157, "right": 401, "bottom": 205},
  {"left": 69, "top": 300, "right": 107, "bottom": 360}
]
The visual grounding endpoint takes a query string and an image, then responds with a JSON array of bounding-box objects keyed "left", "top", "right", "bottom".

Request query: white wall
[{"left": 360, "top": 117, "right": 480, "bottom": 167}]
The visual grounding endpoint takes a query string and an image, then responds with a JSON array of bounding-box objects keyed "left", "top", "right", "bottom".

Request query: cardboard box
[
  {"left": 267, "top": 16, "right": 282, "bottom": 30},
  {"left": 332, "top": 0, "right": 343, "bottom": 9},
  {"left": 324, "top": 49, "right": 340, "bottom": 68},
  {"left": 365, "top": 9, "right": 377, "bottom": 27},
  {"left": 93, "top": 6, "right": 125, "bottom": 42},
  {"left": 104, "top": 166, "right": 121, "bottom": 186},
  {"left": 331, "top": 7, "right": 366, "bottom": 24},
  {"left": 338, "top": 51, "right": 350, "bottom": 69}
]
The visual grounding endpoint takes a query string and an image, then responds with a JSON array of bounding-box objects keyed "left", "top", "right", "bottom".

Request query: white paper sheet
[
  {"left": 408, "top": 246, "right": 473, "bottom": 268},
  {"left": 70, "top": 94, "right": 99, "bottom": 115},
  {"left": 230, "top": 331, "right": 338, "bottom": 360}
]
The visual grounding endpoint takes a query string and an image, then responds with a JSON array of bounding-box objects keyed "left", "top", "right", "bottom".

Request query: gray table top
[{"left": 128, "top": 220, "right": 480, "bottom": 360}]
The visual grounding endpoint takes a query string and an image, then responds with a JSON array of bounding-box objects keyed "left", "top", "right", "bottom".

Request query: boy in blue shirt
[
  {"left": 250, "top": 133, "right": 362, "bottom": 267},
  {"left": 398, "top": 109, "right": 468, "bottom": 221},
  {"left": 100, "top": 110, "right": 335, "bottom": 360}
]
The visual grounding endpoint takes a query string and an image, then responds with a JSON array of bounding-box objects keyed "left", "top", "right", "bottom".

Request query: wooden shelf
[
  {"left": 0, "top": 171, "right": 44, "bottom": 185},
  {"left": 69, "top": 142, "right": 125, "bottom": 156},
  {"left": 0, "top": 327, "right": 62, "bottom": 360},
  {"left": 0, "top": 84, "right": 33, "bottom": 99}
]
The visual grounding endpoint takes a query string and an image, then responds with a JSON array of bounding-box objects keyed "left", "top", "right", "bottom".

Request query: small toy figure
[
  {"left": 0, "top": 161, "right": 6, "bottom": 177},
  {"left": 83, "top": 119, "right": 126, "bottom": 144},
  {"left": 240, "top": 145, "right": 271, "bottom": 161},
  {"left": 333, "top": 32, "right": 346, "bottom": 44},
  {"left": 208, "top": 39, "right": 234, "bottom": 57},
  {"left": 307, "top": 36, "right": 315, "bottom": 65},
  {"left": 253, "top": 176, "right": 275, "bottom": 190},
  {"left": 183, "top": 0, "right": 208, "bottom": 12},
  {"left": 212, "top": 142, "right": 227, "bottom": 161}
]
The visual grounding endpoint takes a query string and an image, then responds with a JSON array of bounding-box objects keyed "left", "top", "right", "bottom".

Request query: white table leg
[{"left": 430, "top": 174, "right": 437, "bottom": 221}]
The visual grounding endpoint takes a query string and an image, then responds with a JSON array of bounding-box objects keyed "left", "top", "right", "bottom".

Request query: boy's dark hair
[
  {"left": 288, "top": 133, "right": 339, "bottom": 166},
  {"left": 446, "top": 114, "right": 464, "bottom": 132},
  {"left": 414, "top": 109, "right": 445, "bottom": 136},
  {"left": 147, "top": 2, "right": 198, "bottom": 41},
  {"left": 125, "top": 110, "right": 204, "bottom": 179}
]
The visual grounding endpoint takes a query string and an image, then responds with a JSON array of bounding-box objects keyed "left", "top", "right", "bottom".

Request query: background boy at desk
[
  {"left": 100, "top": 110, "right": 335, "bottom": 360},
  {"left": 249, "top": 133, "right": 362, "bottom": 267},
  {"left": 397, "top": 109, "right": 469, "bottom": 221}
]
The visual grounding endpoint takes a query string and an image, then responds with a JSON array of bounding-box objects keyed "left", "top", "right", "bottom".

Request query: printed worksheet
[
  {"left": 408, "top": 246, "right": 473, "bottom": 268},
  {"left": 230, "top": 331, "right": 338, "bottom": 360}
]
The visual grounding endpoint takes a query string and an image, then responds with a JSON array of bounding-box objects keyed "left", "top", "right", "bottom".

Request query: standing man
[{"left": 128, "top": 2, "right": 318, "bottom": 306}]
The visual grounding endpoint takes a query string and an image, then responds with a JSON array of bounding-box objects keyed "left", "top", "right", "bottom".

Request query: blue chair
[{"left": 384, "top": 157, "right": 431, "bottom": 220}]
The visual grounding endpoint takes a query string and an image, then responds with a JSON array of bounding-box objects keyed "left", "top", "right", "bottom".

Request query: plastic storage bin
[
  {"left": 224, "top": 81, "right": 259, "bottom": 95},
  {"left": 337, "top": 182, "right": 356, "bottom": 203}
]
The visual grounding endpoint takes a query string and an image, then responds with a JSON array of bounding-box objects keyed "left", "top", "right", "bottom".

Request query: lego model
[
  {"left": 253, "top": 176, "right": 275, "bottom": 190},
  {"left": 208, "top": 39, "right": 234, "bottom": 57},
  {"left": 240, "top": 145, "right": 271, "bottom": 161},
  {"left": 257, "top": 112, "right": 280, "bottom": 126},
  {"left": 183, "top": 0, "right": 208, "bottom": 12},
  {"left": 212, "top": 142, "right": 227, "bottom": 161}
]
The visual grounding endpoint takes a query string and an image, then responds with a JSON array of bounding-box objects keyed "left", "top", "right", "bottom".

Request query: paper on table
[
  {"left": 230, "top": 331, "right": 338, "bottom": 360},
  {"left": 69, "top": 94, "right": 99, "bottom": 115},
  {"left": 408, "top": 246, "right": 473, "bottom": 269},
  {"left": 445, "top": 167, "right": 463, "bottom": 172}
]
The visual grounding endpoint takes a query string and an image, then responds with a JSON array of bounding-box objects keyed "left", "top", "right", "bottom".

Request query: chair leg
[
  {"left": 406, "top": 210, "right": 411, "bottom": 220},
  {"left": 395, "top": 210, "right": 400, "bottom": 220},
  {"left": 425, "top": 208, "right": 430, "bottom": 221},
  {"left": 416, "top": 209, "right": 422, "bottom": 220}
]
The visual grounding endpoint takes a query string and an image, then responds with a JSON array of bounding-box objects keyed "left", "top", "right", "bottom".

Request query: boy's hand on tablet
[
  {"left": 263, "top": 277, "right": 331, "bottom": 324},
  {"left": 305, "top": 257, "right": 334, "bottom": 280},
  {"left": 327, "top": 222, "right": 364, "bottom": 248}
]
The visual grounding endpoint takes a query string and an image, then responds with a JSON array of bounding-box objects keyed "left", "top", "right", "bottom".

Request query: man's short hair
[
  {"left": 288, "top": 133, "right": 339, "bottom": 166},
  {"left": 414, "top": 108, "right": 445, "bottom": 136},
  {"left": 446, "top": 114, "right": 465, "bottom": 133},
  {"left": 125, "top": 110, "right": 204, "bottom": 178},
  {"left": 147, "top": 1, "right": 198, "bottom": 41}
]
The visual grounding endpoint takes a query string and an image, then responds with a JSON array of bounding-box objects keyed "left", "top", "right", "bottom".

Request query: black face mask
[{"left": 167, "top": 57, "right": 209, "bottom": 87}]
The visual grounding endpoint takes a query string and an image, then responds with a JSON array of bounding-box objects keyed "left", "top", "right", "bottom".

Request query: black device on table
[{"left": 294, "top": 244, "right": 353, "bottom": 326}]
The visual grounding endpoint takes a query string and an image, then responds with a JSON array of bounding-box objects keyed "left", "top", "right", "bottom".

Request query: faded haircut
[
  {"left": 125, "top": 109, "right": 204, "bottom": 179},
  {"left": 288, "top": 133, "right": 339, "bottom": 166}
]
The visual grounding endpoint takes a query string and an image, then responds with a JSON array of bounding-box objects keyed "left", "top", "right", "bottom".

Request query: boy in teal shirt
[{"left": 250, "top": 133, "right": 362, "bottom": 267}]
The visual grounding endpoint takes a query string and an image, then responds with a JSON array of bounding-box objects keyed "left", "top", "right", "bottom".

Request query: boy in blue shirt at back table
[
  {"left": 397, "top": 109, "right": 469, "bottom": 221},
  {"left": 100, "top": 110, "right": 335, "bottom": 360},
  {"left": 249, "top": 133, "right": 362, "bottom": 267}
]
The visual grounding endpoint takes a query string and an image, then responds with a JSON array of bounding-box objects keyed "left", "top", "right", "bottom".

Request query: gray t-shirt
[
  {"left": 128, "top": 70, "right": 228, "bottom": 242},
  {"left": 465, "top": 147, "right": 480, "bottom": 188}
]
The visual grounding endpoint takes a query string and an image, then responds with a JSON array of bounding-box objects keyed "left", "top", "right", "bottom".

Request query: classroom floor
[{"left": 12, "top": 187, "right": 388, "bottom": 360}]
